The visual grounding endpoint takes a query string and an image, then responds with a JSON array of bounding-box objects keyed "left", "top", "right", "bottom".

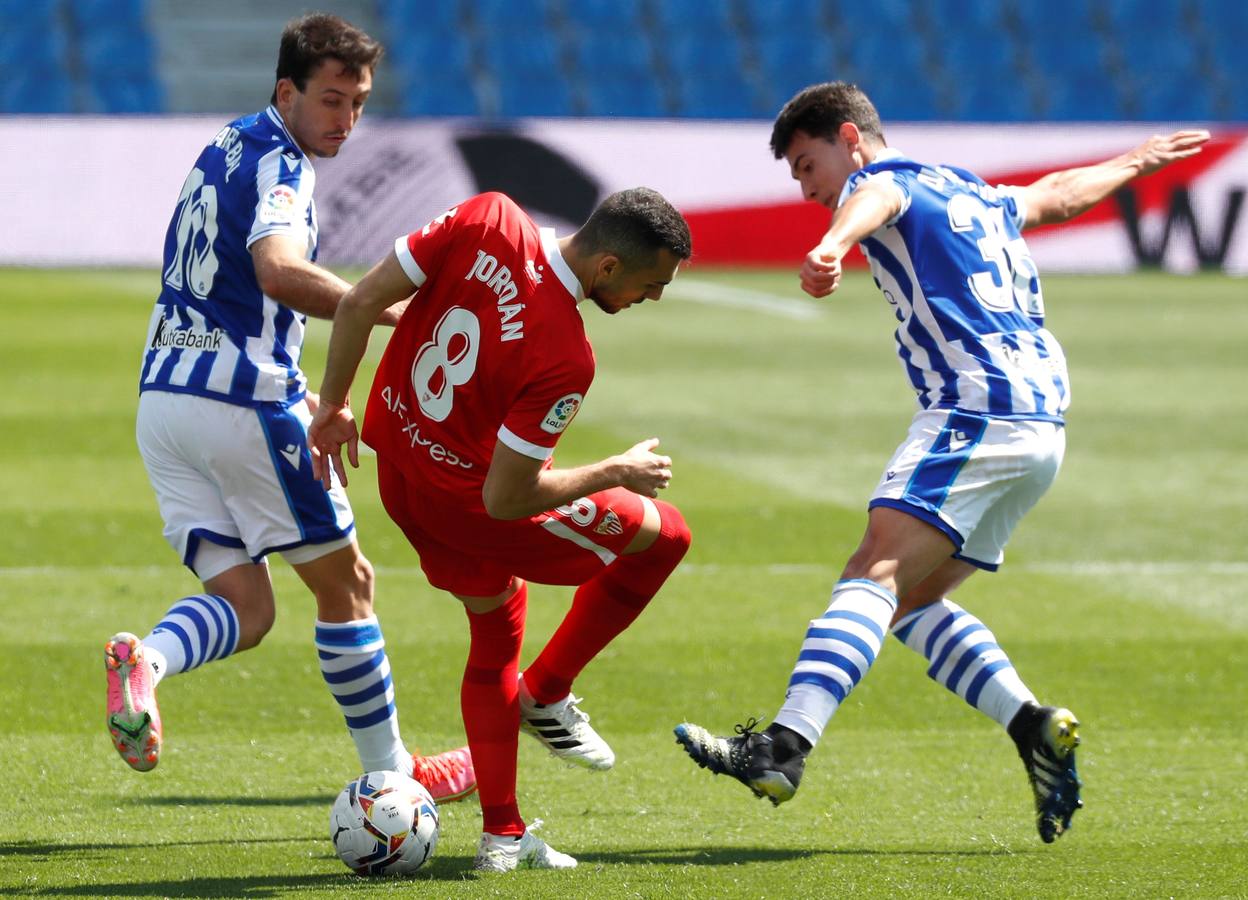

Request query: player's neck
[{"left": 557, "top": 235, "right": 593, "bottom": 300}]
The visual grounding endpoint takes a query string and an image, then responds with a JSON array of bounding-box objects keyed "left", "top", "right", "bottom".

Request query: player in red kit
[{"left": 308, "top": 189, "right": 693, "bottom": 873}]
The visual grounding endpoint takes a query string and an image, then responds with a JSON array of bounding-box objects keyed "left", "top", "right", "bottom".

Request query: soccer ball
[{"left": 329, "top": 771, "right": 440, "bottom": 876}]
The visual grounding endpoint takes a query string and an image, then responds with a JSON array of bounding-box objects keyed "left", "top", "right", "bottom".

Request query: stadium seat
[
  {"left": 0, "top": 0, "right": 73, "bottom": 111},
  {"left": 677, "top": 71, "right": 757, "bottom": 119},
  {"left": 67, "top": 0, "right": 162, "bottom": 112},
  {"left": 496, "top": 73, "right": 575, "bottom": 117},
  {"left": 581, "top": 74, "right": 666, "bottom": 117},
  {"left": 651, "top": 0, "right": 734, "bottom": 32},
  {"left": 473, "top": 0, "right": 550, "bottom": 29},
  {"left": 563, "top": 0, "right": 644, "bottom": 26},
  {"left": 397, "top": 76, "right": 480, "bottom": 116},
  {"left": 754, "top": 33, "right": 844, "bottom": 107},
  {"left": 740, "top": 0, "right": 828, "bottom": 33}
]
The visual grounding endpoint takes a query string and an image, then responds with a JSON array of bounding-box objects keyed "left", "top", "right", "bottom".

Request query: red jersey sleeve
[
  {"left": 496, "top": 355, "right": 594, "bottom": 461},
  {"left": 393, "top": 201, "right": 467, "bottom": 287}
]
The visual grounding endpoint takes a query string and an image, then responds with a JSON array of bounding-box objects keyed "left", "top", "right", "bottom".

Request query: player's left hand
[
  {"left": 308, "top": 400, "right": 359, "bottom": 490},
  {"left": 1133, "top": 130, "right": 1211, "bottom": 176},
  {"left": 800, "top": 246, "right": 843, "bottom": 298}
]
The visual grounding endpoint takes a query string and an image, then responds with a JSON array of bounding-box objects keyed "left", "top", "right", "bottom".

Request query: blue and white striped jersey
[
  {"left": 841, "top": 148, "right": 1070, "bottom": 422},
  {"left": 139, "top": 106, "right": 318, "bottom": 406}
]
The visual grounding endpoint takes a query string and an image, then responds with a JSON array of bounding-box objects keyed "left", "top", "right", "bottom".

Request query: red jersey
[{"left": 362, "top": 193, "right": 595, "bottom": 513}]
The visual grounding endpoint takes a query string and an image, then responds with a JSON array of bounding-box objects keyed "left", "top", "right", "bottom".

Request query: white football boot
[
  {"left": 518, "top": 673, "right": 615, "bottom": 770},
  {"left": 473, "top": 823, "right": 578, "bottom": 873}
]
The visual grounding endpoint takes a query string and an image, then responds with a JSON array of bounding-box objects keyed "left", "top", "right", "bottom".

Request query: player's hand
[
  {"left": 308, "top": 399, "right": 359, "bottom": 491},
  {"left": 800, "top": 245, "right": 843, "bottom": 298},
  {"left": 616, "top": 437, "right": 673, "bottom": 497},
  {"left": 1132, "top": 130, "right": 1211, "bottom": 176}
]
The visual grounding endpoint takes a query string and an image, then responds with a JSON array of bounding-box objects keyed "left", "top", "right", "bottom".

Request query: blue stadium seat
[
  {"left": 755, "top": 33, "right": 842, "bottom": 104},
  {"left": 381, "top": 0, "right": 461, "bottom": 33},
  {"left": 952, "top": 80, "right": 1031, "bottom": 122},
  {"left": 572, "top": 31, "right": 652, "bottom": 74},
  {"left": 496, "top": 73, "right": 574, "bottom": 117},
  {"left": 845, "top": 31, "right": 925, "bottom": 83},
  {"left": 740, "top": 0, "right": 827, "bottom": 32},
  {"left": 677, "top": 70, "right": 756, "bottom": 118},
  {"left": 652, "top": 0, "right": 734, "bottom": 31},
  {"left": 1041, "top": 76, "right": 1121, "bottom": 120},
  {"left": 474, "top": 0, "right": 549, "bottom": 28},
  {"left": 0, "top": 0, "right": 74, "bottom": 111},
  {"left": 565, "top": 0, "right": 644, "bottom": 25},
  {"left": 667, "top": 30, "right": 745, "bottom": 75},
  {"left": 67, "top": 0, "right": 162, "bottom": 112},
  {"left": 582, "top": 74, "right": 666, "bottom": 117},
  {"left": 398, "top": 76, "right": 479, "bottom": 116},
  {"left": 866, "top": 75, "right": 939, "bottom": 121},
  {"left": 480, "top": 30, "right": 562, "bottom": 77},
  {"left": 0, "top": 68, "right": 73, "bottom": 113},
  {"left": 395, "top": 30, "right": 472, "bottom": 73}
]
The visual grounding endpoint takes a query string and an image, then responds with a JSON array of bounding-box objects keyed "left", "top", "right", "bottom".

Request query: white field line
[
  {"left": 3, "top": 561, "right": 1246, "bottom": 578},
  {"left": 667, "top": 278, "right": 824, "bottom": 321}
]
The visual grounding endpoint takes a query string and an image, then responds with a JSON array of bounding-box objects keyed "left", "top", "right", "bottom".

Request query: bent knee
[{"left": 654, "top": 500, "right": 692, "bottom": 559}]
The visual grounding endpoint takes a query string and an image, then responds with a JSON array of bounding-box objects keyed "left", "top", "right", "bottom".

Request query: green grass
[{"left": 1, "top": 267, "right": 1245, "bottom": 898}]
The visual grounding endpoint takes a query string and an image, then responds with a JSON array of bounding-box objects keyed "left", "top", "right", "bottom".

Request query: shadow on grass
[
  {"left": 132, "top": 795, "right": 329, "bottom": 808},
  {"left": 6, "top": 841, "right": 1036, "bottom": 896},
  {"left": 576, "top": 844, "right": 1035, "bottom": 865}
]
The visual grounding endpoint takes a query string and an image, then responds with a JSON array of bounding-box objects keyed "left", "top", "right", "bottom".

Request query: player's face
[
  {"left": 785, "top": 130, "right": 859, "bottom": 210},
  {"left": 587, "top": 248, "right": 683, "bottom": 315},
  {"left": 278, "top": 59, "right": 372, "bottom": 158}
]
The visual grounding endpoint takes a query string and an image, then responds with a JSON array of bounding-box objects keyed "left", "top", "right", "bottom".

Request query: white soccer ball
[{"left": 329, "top": 771, "right": 440, "bottom": 876}]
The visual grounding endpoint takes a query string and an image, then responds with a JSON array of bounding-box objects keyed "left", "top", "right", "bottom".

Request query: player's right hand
[
  {"left": 308, "top": 400, "right": 360, "bottom": 490},
  {"left": 800, "top": 246, "right": 842, "bottom": 298},
  {"left": 618, "top": 437, "right": 672, "bottom": 497},
  {"left": 1132, "top": 129, "right": 1211, "bottom": 176}
]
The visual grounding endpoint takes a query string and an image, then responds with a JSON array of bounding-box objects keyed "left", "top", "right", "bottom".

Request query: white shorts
[
  {"left": 137, "top": 390, "right": 355, "bottom": 580},
  {"left": 868, "top": 409, "right": 1065, "bottom": 571}
]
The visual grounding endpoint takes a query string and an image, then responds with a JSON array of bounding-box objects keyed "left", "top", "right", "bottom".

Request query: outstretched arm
[
  {"left": 1015, "top": 130, "right": 1211, "bottom": 229},
  {"left": 482, "top": 438, "right": 673, "bottom": 521},
  {"left": 307, "top": 252, "right": 415, "bottom": 488},
  {"left": 800, "top": 181, "right": 900, "bottom": 298}
]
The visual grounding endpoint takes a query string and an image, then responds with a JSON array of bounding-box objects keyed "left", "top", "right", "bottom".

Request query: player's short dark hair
[
  {"left": 270, "top": 13, "right": 383, "bottom": 104},
  {"left": 575, "top": 188, "right": 693, "bottom": 267},
  {"left": 770, "top": 82, "right": 885, "bottom": 159}
]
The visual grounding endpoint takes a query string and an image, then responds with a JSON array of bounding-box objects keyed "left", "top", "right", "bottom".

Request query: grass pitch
[{"left": 1, "top": 266, "right": 1245, "bottom": 898}]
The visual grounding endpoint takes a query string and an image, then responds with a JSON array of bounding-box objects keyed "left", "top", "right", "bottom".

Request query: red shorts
[{"left": 377, "top": 458, "right": 646, "bottom": 596}]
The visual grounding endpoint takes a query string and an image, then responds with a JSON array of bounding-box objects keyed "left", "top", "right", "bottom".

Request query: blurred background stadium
[{"left": 3, "top": 0, "right": 1247, "bottom": 120}]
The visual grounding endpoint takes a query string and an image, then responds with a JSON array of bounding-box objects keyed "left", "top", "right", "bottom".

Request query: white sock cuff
[{"left": 314, "top": 614, "right": 385, "bottom": 655}]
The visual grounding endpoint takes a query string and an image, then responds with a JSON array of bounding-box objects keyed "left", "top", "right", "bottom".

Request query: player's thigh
[
  {"left": 959, "top": 422, "right": 1065, "bottom": 569},
  {"left": 137, "top": 390, "right": 246, "bottom": 574},
  {"left": 868, "top": 411, "right": 1056, "bottom": 565},
  {"left": 203, "top": 398, "right": 355, "bottom": 559},
  {"left": 511, "top": 487, "right": 650, "bottom": 584}
]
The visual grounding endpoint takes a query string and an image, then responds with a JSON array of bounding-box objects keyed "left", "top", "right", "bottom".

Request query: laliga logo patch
[
  {"left": 540, "top": 393, "right": 582, "bottom": 434},
  {"left": 259, "top": 184, "right": 297, "bottom": 224}
]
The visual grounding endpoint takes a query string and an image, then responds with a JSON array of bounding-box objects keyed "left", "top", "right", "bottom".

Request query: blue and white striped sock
[
  {"left": 891, "top": 599, "right": 1036, "bottom": 728},
  {"left": 142, "top": 594, "right": 240, "bottom": 682},
  {"left": 315, "top": 616, "right": 411, "bottom": 775},
  {"left": 774, "top": 579, "right": 897, "bottom": 746}
]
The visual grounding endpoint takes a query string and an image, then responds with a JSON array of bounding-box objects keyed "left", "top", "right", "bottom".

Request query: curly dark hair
[
  {"left": 270, "top": 13, "right": 383, "bottom": 103},
  {"left": 575, "top": 188, "right": 693, "bottom": 266},
  {"left": 770, "top": 82, "right": 885, "bottom": 159}
]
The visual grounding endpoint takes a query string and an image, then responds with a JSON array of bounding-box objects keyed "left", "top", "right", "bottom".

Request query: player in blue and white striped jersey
[
  {"left": 676, "top": 81, "right": 1209, "bottom": 842},
  {"left": 106, "top": 13, "right": 474, "bottom": 802}
]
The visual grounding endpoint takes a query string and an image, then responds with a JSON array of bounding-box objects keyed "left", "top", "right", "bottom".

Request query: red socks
[
  {"left": 461, "top": 582, "right": 528, "bottom": 837},
  {"left": 523, "top": 501, "right": 691, "bottom": 703}
]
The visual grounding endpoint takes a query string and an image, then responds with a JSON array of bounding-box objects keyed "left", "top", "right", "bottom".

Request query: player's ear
[
  {"left": 275, "top": 77, "right": 297, "bottom": 109},
  {"left": 838, "top": 121, "right": 862, "bottom": 149},
  {"left": 597, "top": 254, "right": 620, "bottom": 280}
]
